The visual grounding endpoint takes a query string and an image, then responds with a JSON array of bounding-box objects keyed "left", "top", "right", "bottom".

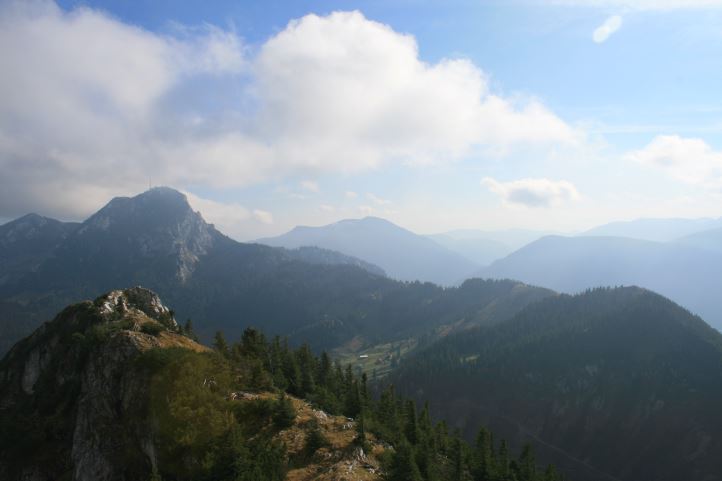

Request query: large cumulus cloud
[{"left": 0, "top": 2, "right": 577, "bottom": 221}]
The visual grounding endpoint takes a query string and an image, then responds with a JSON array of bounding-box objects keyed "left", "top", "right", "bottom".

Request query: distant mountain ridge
[
  {"left": 0, "top": 213, "right": 79, "bottom": 285},
  {"left": 479, "top": 234, "right": 722, "bottom": 330},
  {"left": 258, "top": 216, "right": 479, "bottom": 285},
  {"left": 676, "top": 226, "right": 722, "bottom": 254},
  {"left": 0, "top": 187, "right": 551, "bottom": 355},
  {"left": 582, "top": 217, "right": 722, "bottom": 242}
]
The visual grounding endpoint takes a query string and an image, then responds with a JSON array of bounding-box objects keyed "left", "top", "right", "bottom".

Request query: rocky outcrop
[{"left": 0, "top": 287, "right": 206, "bottom": 481}]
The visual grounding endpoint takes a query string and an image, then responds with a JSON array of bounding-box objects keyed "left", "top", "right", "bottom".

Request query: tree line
[{"left": 199, "top": 325, "right": 566, "bottom": 481}]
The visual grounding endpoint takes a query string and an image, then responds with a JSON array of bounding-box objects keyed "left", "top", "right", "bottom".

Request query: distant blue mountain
[
  {"left": 480, "top": 234, "right": 722, "bottom": 330},
  {"left": 583, "top": 217, "right": 722, "bottom": 242},
  {"left": 258, "top": 217, "right": 479, "bottom": 285}
]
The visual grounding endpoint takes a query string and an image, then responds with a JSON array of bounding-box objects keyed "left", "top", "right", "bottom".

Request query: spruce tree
[
  {"left": 389, "top": 441, "right": 423, "bottom": 481},
  {"left": 544, "top": 464, "right": 560, "bottom": 481},
  {"left": 452, "top": 436, "right": 465, "bottom": 481},
  {"left": 182, "top": 319, "right": 197, "bottom": 341},
  {"left": 272, "top": 392, "right": 296, "bottom": 429},
  {"left": 518, "top": 444, "right": 536, "bottom": 481},
  {"left": 473, "top": 426, "right": 495, "bottom": 481},
  {"left": 213, "top": 331, "right": 229, "bottom": 357},
  {"left": 497, "top": 439, "right": 510, "bottom": 480},
  {"left": 404, "top": 399, "right": 419, "bottom": 445},
  {"left": 354, "top": 413, "right": 370, "bottom": 452}
]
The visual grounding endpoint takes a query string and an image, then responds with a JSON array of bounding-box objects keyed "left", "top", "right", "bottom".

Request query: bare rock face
[
  {"left": 0, "top": 287, "right": 204, "bottom": 481},
  {"left": 73, "top": 187, "right": 215, "bottom": 283},
  {"left": 97, "top": 286, "right": 177, "bottom": 328}
]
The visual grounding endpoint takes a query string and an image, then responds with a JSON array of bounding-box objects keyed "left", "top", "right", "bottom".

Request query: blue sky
[{"left": 2, "top": 0, "right": 722, "bottom": 239}]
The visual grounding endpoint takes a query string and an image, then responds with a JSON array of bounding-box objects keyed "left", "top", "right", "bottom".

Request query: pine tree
[
  {"left": 544, "top": 464, "right": 560, "bottom": 481},
  {"left": 272, "top": 392, "right": 296, "bottom": 429},
  {"left": 404, "top": 400, "right": 419, "bottom": 445},
  {"left": 318, "top": 351, "right": 332, "bottom": 388},
  {"left": 518, "top": 444, "right": 536, "bottom": 481},
  {"left": 183, "top": 319, "right": 198, "bottom": 341},
  {"left": 344, "top": 379, "right": 361, "bottom": 418},
  {"left": 389, "top": 441, "right": 423, "bottom": 481},
  {"left": 497, "top": 439, "right": 510, "bottom": 480},
  {"left": 434, "top": 421, "right": 450, "bottom": 456},
  {"left": 354, "top": 413, "right": 370, "bottom": 452},
  {"left": 452, "top": 436, "right": 465, "bottom": 481},
  {"left": 473, "top": 426, "right": 495, "bottom": 481},
  {"left": 281, "top": 343, "right": 302, "bottom": 396},
  {"left": 360, "top": 372, "right": 371, "bottom": 411},
  {"left": 213, "top": 331, "right": 229, "bottom": 357}
]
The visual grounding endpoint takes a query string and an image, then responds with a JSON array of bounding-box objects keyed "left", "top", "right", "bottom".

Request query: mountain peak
[
  {"left": 96, "top": 286, "right": 177, "bottom": 328},
  {"left": 70, "top": 187, "right": 215, "bottom": 282}
]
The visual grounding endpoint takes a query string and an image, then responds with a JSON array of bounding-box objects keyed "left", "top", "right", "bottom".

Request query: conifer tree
[
  {"left": 404, "top": 399, "right": 419, "bottom": 445},
  {"left": 182, "top": 319, "right": 197, "bottom": 341},
  {"left": 544, "top": 464, "right": 560, "bottom": 481},
  {"left": 360, "top": 372, "right": 371, "bottom": 410},
  {"left": 272, "top": 392, "right": 296, "bottom": 429},
  {"left": 473, "top": 426, "right": 495, "bottom": 481},
  {"left": 497, "top": 439, "right": 510, "bottom": 480},
  {"left": 318, "top": 352, "right": 332, "bottom": 388},
  {"left": 389, "top": 441, "right": 423, "bottom": 481},
  {"left": 518, "top": 444, "right": 536, "bottom": 481},
  {"left": 213, "top": 331, "right": 229, "bottom": 357},
  {"left": 452, "top": 436, "right": 465, "bottom": 481},
  {"left": 354, "top": 413, "right": 370, "bottom": 452}
]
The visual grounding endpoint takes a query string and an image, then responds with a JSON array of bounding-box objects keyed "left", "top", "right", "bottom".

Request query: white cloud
[
  {"left": 0, "top": 1, "right": 248, "bottom": 218},
  {"left": 625, "top": 135, "right": 722, "bottom": 187},
  {"left": 482, "top": 177, "right": 581, "bottom": 208},
  {"left": 183, "top": 191, "right": 277, "bottom": 237},
  {"left": 319, "top": 204, "right": 336, "bottom": 212},
  {"left": 184, "top": 191, "right": 250, "bottom": 226},
  {"left": 255, "top": 11, "right": 578, "bottom": 169},
  {"left": 345, "top": 191, "right": 359, "bottom": 199},
  {"left": 358, "top": 205, "right": 375, "bottom": 216},
  {"left": 366, "top": 193, "right": 391, "bottom": 205},
  {"left": 301, "top": 180, "right": 320, "bottom": 192},
  {"left": 0, "top": 3, "right": 578, "bottom": 220},
  {"left": 593, "top": 15, "right": 622, "bottom": 43},
  {"left": 253, "top": 209, "right": 274, "bottom": 224}
]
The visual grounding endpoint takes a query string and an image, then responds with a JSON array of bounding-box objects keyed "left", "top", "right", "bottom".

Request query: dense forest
[
  {"left": 387, "top": 287, "right": 722, "bottom": 480},
  {"left": 148, "top": 323, "right": 566, "bottom": 480}
]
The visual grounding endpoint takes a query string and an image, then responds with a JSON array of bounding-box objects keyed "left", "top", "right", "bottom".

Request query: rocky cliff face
[
  {"left": 69, "top": 187, "right": 216, "bottom": 283},
  {"left": 0, "top": 287, "right": 205, "bottom": 481}
]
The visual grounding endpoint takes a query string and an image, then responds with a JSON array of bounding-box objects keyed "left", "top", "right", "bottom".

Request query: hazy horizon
[{"left": 2, "top": 0, "right": 722, "bottom": 240}]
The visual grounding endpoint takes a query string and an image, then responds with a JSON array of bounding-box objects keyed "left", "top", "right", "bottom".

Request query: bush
[{"left": 140, "top": 322, "right": 164, "bottom": 336}]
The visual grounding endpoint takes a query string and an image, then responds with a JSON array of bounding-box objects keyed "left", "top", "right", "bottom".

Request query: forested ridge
[
  {"left": 165, "top": 324, "right": 567, "bottom": 481},
  {"left": 0, "top": 289, "right": 564, "bottom": 481},
  {"left": 387, "top": 287, "right": 722, "bottom": 481}
]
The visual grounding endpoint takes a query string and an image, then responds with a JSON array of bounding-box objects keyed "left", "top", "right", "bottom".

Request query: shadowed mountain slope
[{"left": 389, "top": 287, "right": 722, "bottom": 481}]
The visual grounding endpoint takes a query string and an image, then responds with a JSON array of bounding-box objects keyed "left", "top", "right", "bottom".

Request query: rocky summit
[{"left": 0, "top": 287, "right": 205, "bottom": 481}]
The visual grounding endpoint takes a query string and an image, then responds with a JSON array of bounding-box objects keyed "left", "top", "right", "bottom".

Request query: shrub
[{"left": 140, "top": 322, "right": 164, "bottom": 336}]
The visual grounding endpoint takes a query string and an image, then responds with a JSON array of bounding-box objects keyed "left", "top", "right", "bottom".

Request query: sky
[{"left": 1, "top": 0, "right": 721, "bottom": 240}]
